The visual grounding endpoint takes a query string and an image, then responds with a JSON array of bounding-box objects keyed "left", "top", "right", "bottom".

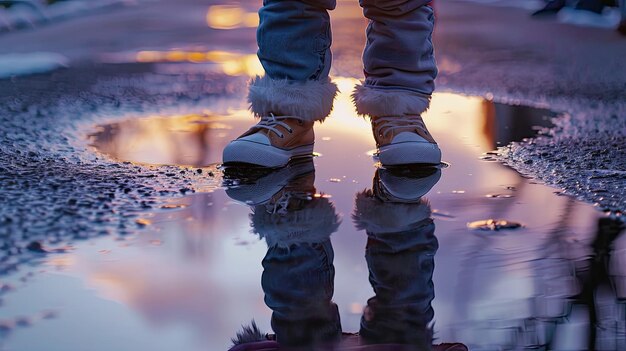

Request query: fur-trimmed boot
[
  {"left": 353, "top": 0, "right": 440, "bottom": 166},
  {"left": 223, "top": 76, "right": 338, "bottom": 167},
  {"left": 352, "top": 85, "right": 441, "bottom": 166}
]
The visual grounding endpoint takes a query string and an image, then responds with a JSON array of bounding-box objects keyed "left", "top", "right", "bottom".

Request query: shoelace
[
  {"left": 373, "top": 116, "right": 426, "bottom": 138},
  {"left": 265, "top": 191, "right": 312, "bottom": 215},
  {"left": 255, "top": 113, "right": 305, "bottom": 138}
]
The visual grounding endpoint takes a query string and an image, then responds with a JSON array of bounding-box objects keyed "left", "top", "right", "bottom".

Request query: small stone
[
  {"left": 467, "top": 219, "right": 523, "bottom": 231},
  {"left": 26, "top": 241, "right": 46, "bottom": 253},
  {"left": 135, "top": 218, "right": 151, "bottom": 226}
]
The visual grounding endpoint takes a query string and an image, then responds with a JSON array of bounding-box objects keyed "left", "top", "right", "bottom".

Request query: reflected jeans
[
  {"left": 261, "top": 217, "right": 438, "bottom": 348},
  {"left": 251, "top": 0, "right": 437, "bottom": 121},
  {"left": 360, "top": 217, "right": 438, "bottom": 346},
  {"left": 262, "top": 240, "right": 342, "bottom": 347}
]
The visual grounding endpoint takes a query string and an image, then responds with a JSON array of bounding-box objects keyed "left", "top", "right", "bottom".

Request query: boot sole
[
  {"left": 224, "top": 158, "right": 315, "bottom": 205},
  {"left": 378, "top": 141, "right": 442, "bottom": 166},
  {"left": 222, "top": 140, "right": 315, "bottom": 168}
]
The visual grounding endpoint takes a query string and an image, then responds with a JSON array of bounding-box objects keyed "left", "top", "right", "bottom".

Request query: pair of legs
[
  {"left": 225, "top": 161, "right": 469, "bottom": 350},
  {"left": 224, "top": 0, "right": 441, "bottom": 167},
  {"left": 252, "top": 0, "right": 437, "bottom": 119}
]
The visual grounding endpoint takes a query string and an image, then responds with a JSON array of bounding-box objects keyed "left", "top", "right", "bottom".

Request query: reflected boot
[
  {"left": 226, "top": 158, "right": 342, "bottom": 350},
  {"left": 223, "top": 158, "right": 316, "bottom": 207},
  {"left": 248, "top": 165, "right": 340, "bottom": 249},
  {"left": 353, "top": 168, "right": 437, "bottom": 349},
  {"left": 352, "top": 167, "right": 466, "bottom": 351},
  {"left": 373, "top": 166, "right": 441, "bottom": 203},
  {"left": 352, "top": 166, "right": 441, "bottom": 236},
  {"left": 223, "top": 77, "right": 338, "bottom": 167},
  {"left": 223, "top": 158, "right": 341, "bottom": 249},
  {"left": 353, "top": 167, "right": 439, "bottom": 236},
  {"left": 247, "top": 164, "right": 341, "bottom": 348}
]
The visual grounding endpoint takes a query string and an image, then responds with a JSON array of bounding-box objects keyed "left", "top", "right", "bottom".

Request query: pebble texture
[
  {"left": 432, "top": 1, "right": 626, "bottom": 213},
  {"left": 0, "top": 64, "right": 245, "bottom": 274}
]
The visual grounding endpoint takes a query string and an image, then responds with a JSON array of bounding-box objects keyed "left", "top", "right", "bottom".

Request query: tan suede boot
[
  {"left": 371, "top": 115, "right": 441, "bottom": 165},
  {"left": 223, "top": 113, "right": 314, "bottom": 167}
]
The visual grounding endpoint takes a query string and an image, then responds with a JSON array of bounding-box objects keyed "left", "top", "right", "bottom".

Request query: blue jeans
[
  {"left": 262, "top": 240, "right": 343, "bottom": 347},
  {"left": 360, "top": 218, "right": 438, "bottom": 347},
  {"left": 251, "top": 0, "right": 437, "bottom": 120}
]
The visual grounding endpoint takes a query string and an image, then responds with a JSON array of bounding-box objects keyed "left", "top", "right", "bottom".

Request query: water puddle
[
  {"left": 1, "top": 78, "right": 625, "bottom": 350},
  {"left": 87, "top": 113, "right": 236, "bottom": 167}
]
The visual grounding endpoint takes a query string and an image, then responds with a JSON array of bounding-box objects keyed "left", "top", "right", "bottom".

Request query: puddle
[
  {"left": 87, "top": 113, "right": 236, "bottom": 167},
  {"left": 87, "top": 83, "right": 555, "bottom": 168},
  {"left": 1, "top": 79, "right": 625, "bottom": 351}
]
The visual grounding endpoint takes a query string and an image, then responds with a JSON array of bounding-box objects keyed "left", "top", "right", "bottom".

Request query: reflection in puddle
[
  {"left": 223, "top": 160, "right": 462, "bottom": 350},
  {"left": 88, "top": 113, "right": 237, "bottom": 167},
  {"left": 88, "top": 77, "right": 555, "bottom": 169},
  {"left": 3, "top": 80, "right": 625, "bottom": 351}
]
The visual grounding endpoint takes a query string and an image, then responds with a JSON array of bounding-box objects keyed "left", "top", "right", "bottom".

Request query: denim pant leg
[
  {"left": 359, "top": 219, "right": 438, "bottom": 346},
  {"left": 262, "top": 240, "right": 342, "bottom": 347},
  {"left": 248, "top": 0, "right": 339, "bottom": 122},
  {"left": 353, "top": 0, "right": 437, "bottom": 117}
]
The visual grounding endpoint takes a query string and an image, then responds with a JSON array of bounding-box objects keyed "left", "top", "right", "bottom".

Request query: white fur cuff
[
  {"left": 352, "top": 84, "right": 431, "bottom": 117},
  {"left": 248, "top": 76, "right": 338, "bottom": 122},
  {"left": 251, "top": 198, "right": 341, "bottom": 249},
  {"left": 352, "top": 191, "right": 431, "bottom": 233}
]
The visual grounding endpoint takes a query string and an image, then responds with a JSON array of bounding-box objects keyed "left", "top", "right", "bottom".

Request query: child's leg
[
  {"left": 224, "top": 0, "right": 338, "bottom": 167},
  {"left": 353, "top": 0, "right": 437, "bottom": 117},
  {"left": 250, "top": 0, "right": 338, "bottom": 121},
  {"left": 353, "top": 0, "right": 440, "bottom": 166}
]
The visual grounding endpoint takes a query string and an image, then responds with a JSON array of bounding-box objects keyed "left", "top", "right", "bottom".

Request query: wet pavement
[
  {"left": 0, "top": 0, "right": 625, "bottom": 350},
  {"left": 1, "top": 73, "right": 625, "bottom": 349}
]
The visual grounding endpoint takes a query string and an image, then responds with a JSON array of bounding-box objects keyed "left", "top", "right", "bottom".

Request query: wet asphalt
[
  {"left": 0, "top": 63, "right": 241, "bottom": 273},
  {"left": 0, "top": 0, "right": 624, "bottom": 273}
]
